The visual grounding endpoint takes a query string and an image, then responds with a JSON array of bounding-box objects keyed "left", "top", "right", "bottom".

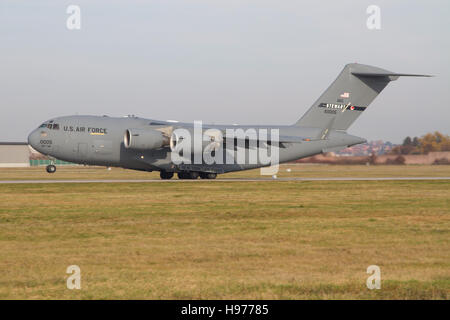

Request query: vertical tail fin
[{"left": 295, "top": 63, "right": 431, "bottom": 130}]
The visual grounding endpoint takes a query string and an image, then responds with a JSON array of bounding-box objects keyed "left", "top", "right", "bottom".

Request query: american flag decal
[{"left": 340, "top": 92, "right": 350, "bottom": 98}]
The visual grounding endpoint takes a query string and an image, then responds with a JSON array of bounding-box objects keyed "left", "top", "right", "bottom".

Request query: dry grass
[{"left": 0, "top": 166, "right": 449, "bottom": 299}]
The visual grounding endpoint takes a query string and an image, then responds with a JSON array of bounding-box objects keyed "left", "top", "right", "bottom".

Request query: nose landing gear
[{"left": 46, "top": 164, "right": 56, "bottom": 173}]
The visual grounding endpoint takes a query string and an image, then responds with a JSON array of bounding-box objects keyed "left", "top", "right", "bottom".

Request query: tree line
[{"left": 390, "top": 131, "right": 450, "bottom": 155}]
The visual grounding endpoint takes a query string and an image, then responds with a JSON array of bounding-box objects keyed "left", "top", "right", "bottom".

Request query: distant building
[
  {"left": 29, "top": 145, "right": 76, "bottom": 166},
  {"left": 0, "top": 142, "right": 31, "bottom": 167},
  {"left": 337, "top": 140, "right": 396, "bottom": 156}
]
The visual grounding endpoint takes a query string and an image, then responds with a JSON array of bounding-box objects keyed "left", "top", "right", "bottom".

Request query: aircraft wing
[
  {"left": 277, "top": 135, "right": 309, "bottom": 143},
  {"left": 222, "top": 132, "right": 308, "bottom": 145}
]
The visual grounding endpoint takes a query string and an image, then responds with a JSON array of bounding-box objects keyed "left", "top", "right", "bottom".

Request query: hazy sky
[{"left": 1, "top": 0, "right": 449, "bottom": 143}]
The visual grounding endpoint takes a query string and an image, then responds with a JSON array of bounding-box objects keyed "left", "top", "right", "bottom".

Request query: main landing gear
[
  {"left": 177, "top": 172, "right": 199, "bottom": 179},
  {"left": 199, "top": 172, "right": 217, "bottom": 180},
  {"left": 159, "top": 171, "right": 217, "bottom": 180},
  {"left": 160, "top": 171, "right": 174, "bottom": 180}
]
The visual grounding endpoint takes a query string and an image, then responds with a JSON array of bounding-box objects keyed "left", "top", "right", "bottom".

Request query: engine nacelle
[{"left": 124, "top": 128, "right": 167, "bottom": 150}]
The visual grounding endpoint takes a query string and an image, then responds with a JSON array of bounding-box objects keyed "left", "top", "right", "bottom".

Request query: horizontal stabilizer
[{"left": 352, "top": 72, "right": 432, "bottom": 79}]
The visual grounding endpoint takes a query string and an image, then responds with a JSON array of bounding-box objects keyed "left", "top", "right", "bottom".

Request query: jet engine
[{"left": 124, "top": 128, "right": 169, "bottom": 150}]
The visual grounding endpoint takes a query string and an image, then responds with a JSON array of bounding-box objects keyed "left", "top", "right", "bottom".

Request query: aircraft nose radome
[{"left": 28, "top": 130, "right": 39, "bottom": 149}]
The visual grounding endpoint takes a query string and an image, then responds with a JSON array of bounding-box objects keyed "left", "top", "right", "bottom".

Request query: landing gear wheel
[
  {"left": 160, "top": 171, "right": 174, "bottom": 180},
  {"left": 189, "top": 172, "right": 199, "bottom": 179},
  {"left": 206, "top": 173, "right": 217, "bottom": 179},
  {"left": 177, "top": 172, "right": 188, "bottom": 179},
  {"left": 177, "top": 172, "right": 199, "bottom": 179},
  {"left": 200, "top": 172, "right": 217, "bottom": 179},
  {"left": 46, "top": 165, "right": 56, "bottom": 173}
]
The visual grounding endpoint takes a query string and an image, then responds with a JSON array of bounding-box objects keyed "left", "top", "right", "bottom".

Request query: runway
[{"left": 1, "top": 177, "right": 450, "bottom": 184}]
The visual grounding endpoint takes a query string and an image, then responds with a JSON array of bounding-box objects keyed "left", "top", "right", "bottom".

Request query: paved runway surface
[{"left": 1, "top": 177, "right": 450, "bottom": 184}]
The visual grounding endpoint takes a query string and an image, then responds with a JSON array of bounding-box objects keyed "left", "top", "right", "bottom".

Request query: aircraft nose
[{"left": 27, "top": 129, "right": 40, "bottom": 150}]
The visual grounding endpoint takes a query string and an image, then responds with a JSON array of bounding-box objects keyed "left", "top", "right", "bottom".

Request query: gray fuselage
[{"left": 28, "top": 115, "right": 365, "bottom": 174}]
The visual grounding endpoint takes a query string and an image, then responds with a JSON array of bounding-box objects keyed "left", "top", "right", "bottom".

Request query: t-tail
[{"left": 295, "top": 63, "right": 431, "bottom": 131}]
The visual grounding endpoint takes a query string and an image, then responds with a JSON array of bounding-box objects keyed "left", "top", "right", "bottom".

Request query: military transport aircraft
[{"left": 28, "top": 63, "right": 430, "bottom": 179}]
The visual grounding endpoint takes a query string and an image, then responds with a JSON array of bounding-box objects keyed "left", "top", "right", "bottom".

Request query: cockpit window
[{"left": 39, "top": 122, "right": 60, "bottom": 130}]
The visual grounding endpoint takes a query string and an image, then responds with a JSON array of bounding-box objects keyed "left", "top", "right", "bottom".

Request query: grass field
[{"left": 0, "top": 165, "right": 449, "bottom": 299}]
